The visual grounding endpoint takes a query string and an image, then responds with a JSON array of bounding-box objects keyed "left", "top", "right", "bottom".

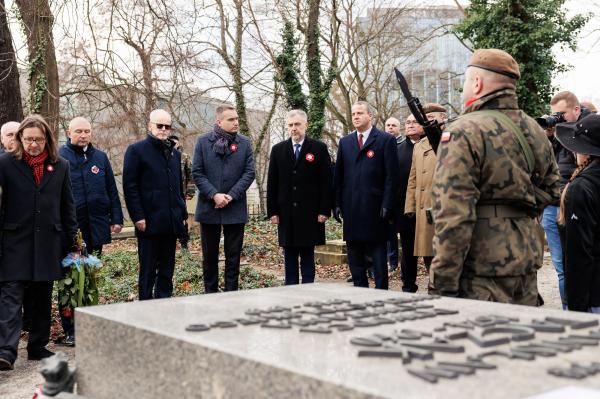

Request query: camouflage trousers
[{"left": 458, "top": 271, "right": 539, "bottom": 306}]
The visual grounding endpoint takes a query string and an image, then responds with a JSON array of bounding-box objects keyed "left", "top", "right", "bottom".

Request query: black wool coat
[
  {"left": 395, "top": 137, "right": 415, "bottom": 232},
  {"left": 0, "top": 153, "right": 78, "bottom": 281},
  {"left": 123, "top": 135, "right": 187, "bottom": 238},
  {"left": 267, "top": 137, "right": 332, "bottom": 247},
  {"left": 563, "top": 161, "right": 600, "bottom": 311}
]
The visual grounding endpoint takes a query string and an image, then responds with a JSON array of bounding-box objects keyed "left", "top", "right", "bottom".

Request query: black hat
[{"left": 556, "top": 114, "right": 600, "bottom": 157}]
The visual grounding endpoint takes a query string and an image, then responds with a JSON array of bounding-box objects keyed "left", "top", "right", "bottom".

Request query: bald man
[
  {"left": 123, "top": 109, "right": 187, "bottom": 300},
  {"left": 0, "top": 121, "right": 20, "bottom": 153},
  {"left": 60, "top": 117, "right": 124, "bottom": 255},
  {"left": 58, "top": 117, "right": 123, "bottom": 344}
]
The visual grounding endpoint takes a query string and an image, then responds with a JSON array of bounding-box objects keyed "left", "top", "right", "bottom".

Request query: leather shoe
[
  {"left": 28, "top": 348, "right": 54, "bottom": 361},
  {"left": 63, "top": 335, "right": 75, "bottom": 347},
  {"left": 0, "top": 357, "right": 14, "bottom": 370}
]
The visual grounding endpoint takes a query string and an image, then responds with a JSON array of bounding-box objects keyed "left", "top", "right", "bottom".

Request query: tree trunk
[
  {"left": 15, "top": 0, "right": 59, "bottom": 136},
  {"left": 0, "top": 0, "right": 23, "bottom": 124}
]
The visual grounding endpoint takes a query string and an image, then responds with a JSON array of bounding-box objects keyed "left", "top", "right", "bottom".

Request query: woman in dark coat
[
  {"left": 556, "top": 114, "right": 600, "bottom": 313},
  {"left": 0, "top": 115, "right": 77, "bottom": 370}
]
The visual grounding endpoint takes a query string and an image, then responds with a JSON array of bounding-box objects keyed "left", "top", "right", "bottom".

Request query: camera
[{"left": 536, "top": 112, "right": 566, "bottom": 129}]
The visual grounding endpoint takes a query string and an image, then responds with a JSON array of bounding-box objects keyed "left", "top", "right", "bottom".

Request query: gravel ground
[{"left": 0, "top": 253, "right": 561, "bottom": 398}]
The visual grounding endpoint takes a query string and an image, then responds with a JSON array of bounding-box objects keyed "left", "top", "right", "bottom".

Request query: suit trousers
[
  {"left": 137, "top": 235, "right": 177, "bottom": 300},
  {"left": 283, "top": 246, "right": 315, "bottom": 285},
  {"left": 0, "top": 281, "right": 53, "bottom": 363},
  {"left": 399, "top": 219, "right": 418, "bottom": 292},
  {"left": 201, "top": 223, "right": 245, "bottom": 293},
  {"left": 346, "top": 241, "right": 388, "bottom": 289},
  {"left": 387, "top": 224, "right": 399, "bottom": 268}
]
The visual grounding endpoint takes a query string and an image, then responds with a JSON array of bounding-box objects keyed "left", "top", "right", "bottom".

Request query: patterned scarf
[
  {"left": 23, "top": 149, "right": 49, "bottom": 186},
  {"left": 213, "top": 124, "right": 237, "bottom": 156}
]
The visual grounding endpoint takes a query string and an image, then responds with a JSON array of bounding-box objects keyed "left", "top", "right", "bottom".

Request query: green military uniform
[
  {"left": 180, "top": 151, "right": 195, "bottom": 199},
  {"left": 429, "top": 88, "right": 560, "bottom": 305}
]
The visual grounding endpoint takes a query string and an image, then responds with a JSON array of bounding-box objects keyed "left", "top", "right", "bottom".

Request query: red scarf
[{"left": 23, "top": 149, "right": 49, "bottom": 186}]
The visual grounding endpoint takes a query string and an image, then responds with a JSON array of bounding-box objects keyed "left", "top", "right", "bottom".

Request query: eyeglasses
[
  {"left": 152, "top": 122, "right": 172, "bottom": 130},
  {"left": 22, "top": 137, "right": 46, "bottom": 145}
]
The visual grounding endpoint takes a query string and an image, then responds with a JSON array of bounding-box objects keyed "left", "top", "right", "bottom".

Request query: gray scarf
[{"left": 213, "top": 124, "right": 237, "bottom": 156}]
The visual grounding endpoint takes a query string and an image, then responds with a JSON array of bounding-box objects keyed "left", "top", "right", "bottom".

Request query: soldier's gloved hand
[
  {"left": 405, "top": 212, "right": 415, "bottom": 220},
  {"left": 380, "top": 208, "right": 393, "bottom": 222},
  {"left": 334, "top": 207, "right": 343, "bottom": 223}
]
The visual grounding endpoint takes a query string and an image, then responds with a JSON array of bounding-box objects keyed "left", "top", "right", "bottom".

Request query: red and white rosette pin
[
  {"left": 46, "top": 164, "right": 54, "bottom": 172},
  {"left": 91, "top": 165, "right": 100, "bottom": 174},
  {"left": 305, "top": 153, "right": 315, "bottom": 162},
  {"left": 230, "top": 143, "right": 238, "bottom": 152},
  {"left": 366, "top": 150, "right": 375, "bottom": 158}
]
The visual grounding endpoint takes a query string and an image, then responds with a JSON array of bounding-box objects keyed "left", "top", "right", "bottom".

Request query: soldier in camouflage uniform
[
  {"left": 171, "top": 136, "right": 196, "bottom": 249},
  {"left": 429, "top": 49, "right": 560, "bottom": 305}
]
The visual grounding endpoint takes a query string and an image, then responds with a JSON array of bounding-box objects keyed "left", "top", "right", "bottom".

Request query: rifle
[{"left": 394, "top": 68, "right": 444, "bottom": 153}]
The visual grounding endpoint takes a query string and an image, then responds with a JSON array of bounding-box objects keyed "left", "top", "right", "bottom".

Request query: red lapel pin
[
  {"left": 47, "top": 164, "right": 54, "bottom": 172},
  {"left": 91, "top": 165, "right": 100, "bottom": 174},
  {"left": 230, "top": 144, "right": 238, "bottom": 152},
  {"left": 305, "top": 153, "right": 315, "bottom": 162},
  {"left": 367, "top": 150, "right": 375, "bottom": 158}
]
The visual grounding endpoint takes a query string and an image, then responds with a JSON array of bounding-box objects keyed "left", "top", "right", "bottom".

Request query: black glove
[
  {"left": 405, "top": 212, "right": 415, "bottom": 220},
  {"left": 380, "top": 208, "right": 393, "bottom": 222},
  {"left": 334, "top": 207, "right": 343, "bottom": 223}
]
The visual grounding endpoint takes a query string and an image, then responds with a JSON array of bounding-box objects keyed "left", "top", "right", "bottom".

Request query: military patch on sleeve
[{"left": 441, "top": 131, "right": 452, "bottom": 143}]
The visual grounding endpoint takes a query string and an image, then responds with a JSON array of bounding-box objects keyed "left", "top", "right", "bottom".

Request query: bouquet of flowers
[{"left": 57, "top": 231, "right": 102, "bottom": 315}]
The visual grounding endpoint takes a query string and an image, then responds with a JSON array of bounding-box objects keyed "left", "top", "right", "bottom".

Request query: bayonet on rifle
[{"left": 394, "top": 68, "right": 444, "bottom": 153}]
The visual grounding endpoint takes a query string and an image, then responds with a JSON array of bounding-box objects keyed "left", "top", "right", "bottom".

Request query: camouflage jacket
[
  {"left": 181, "top": 151, "right": 196, "bottom": 199},
  {"left": 429, "top": 89, "right": 560, "bottom": 296}
]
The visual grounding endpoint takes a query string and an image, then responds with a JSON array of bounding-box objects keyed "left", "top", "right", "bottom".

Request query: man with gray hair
[
  {"left": 334, "top": 101, "right": 399, "bottom": 289},
  {"left": 267, "top": 109, "right": 332, "bottom": 284},
  {"left": 123, "top": 109, "right": 187, "bottom": 300},
  {"left": 0, "top": 121, "right": 19, "bottom": 153}
]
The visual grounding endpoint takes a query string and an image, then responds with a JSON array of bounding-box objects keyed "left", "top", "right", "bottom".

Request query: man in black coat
[
  {"left": 0, "top": 116, "right": 77, "bottom": 370},
  {"left": 334, "top": 101, "right": 399, "bottom": 289},
  {"left": 267, "top": 109, "right": 332, "bottom": 285},
  {"left": 395, "top": 116, "right": 419, "bottom": 292},
  {"left": 123, "top": 109, "right": 187, "bottom": 300}
]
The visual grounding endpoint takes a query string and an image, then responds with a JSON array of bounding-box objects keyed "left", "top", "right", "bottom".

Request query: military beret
[
  {"left": 423, "top": 103, "right": 446, "bottom": 114},
  {"left": 468, "top": 49, "right": 520, "bottom": 80}
]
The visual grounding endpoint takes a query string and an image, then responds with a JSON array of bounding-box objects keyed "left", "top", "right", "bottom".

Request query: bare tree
[
  {"left": 15, "top": 0, "right": 59, "bottom": 134},
  {"left": 0, "top": 0, "right": 23, "bottom": 124}
]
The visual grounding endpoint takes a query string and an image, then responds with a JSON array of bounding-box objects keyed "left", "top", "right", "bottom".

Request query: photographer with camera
[{"left": 538, "top": 91, "right": 585, "bottom": 309}]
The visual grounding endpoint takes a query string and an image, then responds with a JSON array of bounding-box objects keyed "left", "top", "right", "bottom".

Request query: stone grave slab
[{"left": 76, "top": 283, "right": 600, "bottom": 398}]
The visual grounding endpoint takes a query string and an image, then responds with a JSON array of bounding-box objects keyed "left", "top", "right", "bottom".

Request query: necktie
[
  {"left": 294, "top": 143, "right": 301, "bottom": 160},
  {"left": 358, "top": 133, "right": 364, "bottom": 149}
]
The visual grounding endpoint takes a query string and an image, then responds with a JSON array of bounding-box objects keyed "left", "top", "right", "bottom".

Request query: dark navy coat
[
  {"left": 395, "top": 137, "right": 415, "bottom": 232},
  {"left": 334, "top": 127, "right": 399, "bottom": 242},
  {"left": 192, "top": 131, "right": 255, "bottom": 225},
  {"left": 123, "top": 135, "right": 187, "bottom": 237},
  {"left": 267, "top": 137, "right": 332, "bottom": 247},
  {"left": 59, "top": 143, "right": 123, "bottom": 246},
  {"left": 0, "top": 154, "right": 78, "bottom": 281}
]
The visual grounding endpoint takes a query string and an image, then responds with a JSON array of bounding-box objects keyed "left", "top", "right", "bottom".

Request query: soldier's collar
[{"left": 463, "top": 89, "right": 518, "bottom": 114}]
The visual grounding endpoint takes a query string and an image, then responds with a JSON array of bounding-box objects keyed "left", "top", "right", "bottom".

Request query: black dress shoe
[
  {"left": 0, "top": 357, "right": 14, "bottom": 370},
  {"left": 27, "top": 348, "right": 54, "bottom": 361},
  {"left": 63, "top": 335, "right": 75, "bottom": 347}
]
